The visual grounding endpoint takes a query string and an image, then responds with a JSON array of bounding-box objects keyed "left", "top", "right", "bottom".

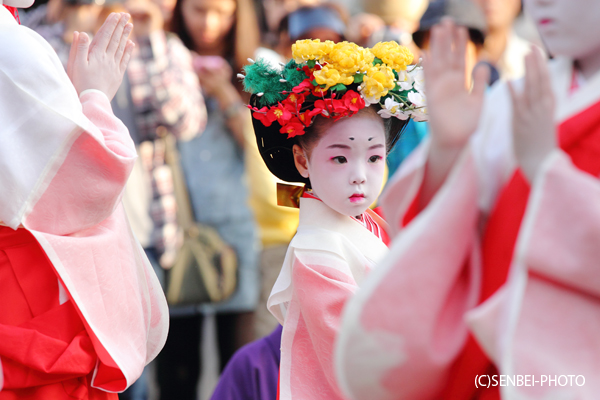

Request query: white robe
[{"left": 269, "top": 197, "right": 388, "bottom": 399}]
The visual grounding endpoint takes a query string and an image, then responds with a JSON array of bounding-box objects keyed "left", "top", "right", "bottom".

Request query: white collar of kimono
[
  {"left": 551, "top": 57, "right": 600, "bottom": 123},
  {"left": 298, "top": 197, "right": 388, "bottom": 263},
  {"left": 0, "top": 3, "right": 18, "bottom": 24}
]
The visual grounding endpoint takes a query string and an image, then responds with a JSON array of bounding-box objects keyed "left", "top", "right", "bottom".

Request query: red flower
[
  {"left": 311, "top": 85, "right": 328, "bottom": 97},
  {"left": 280, "top": 117, "right": 306, "bottom": 138},
  {"left": 292, "top": 79, "right": 314, "bottom": 94},
  {"left": 252, "top": 106, "right": 277, "bottom": 127},
  {"left": 267, "top": 103, "right": 292, "bottom": 125},
  {"left": 314, "top": 98, "right": 347, "bottom": 117},
  {"left": 301, "top": 65, "right": 315, "bottom": 80},
  {"left": 341, "top": 90, "right": 365, "bottom": 114},
  {"left": 282, "top": 92, "right": 306, "bottom": 112},
  {"left": 298, "top": 111, "right": 313, "bottom": 127}
]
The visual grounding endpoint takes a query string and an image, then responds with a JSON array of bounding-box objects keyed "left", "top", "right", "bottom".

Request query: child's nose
[{"left": 350, "top": 167, "right": 366, "bottom": 185}]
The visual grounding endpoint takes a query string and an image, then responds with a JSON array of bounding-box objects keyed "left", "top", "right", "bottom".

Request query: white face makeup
[
  {"left": 3, "top": 0, "right": 35, "bottom": 8},
  {"left": 524, "top": 0, "right": 600, "bottom": 59},
  {"left": 298, "top": 114, "right": 387, "bottom": 218}
]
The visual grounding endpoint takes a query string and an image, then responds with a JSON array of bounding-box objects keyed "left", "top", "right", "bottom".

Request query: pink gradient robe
[
  {"left": 0, "top": 6, "right": 168, "bottom": 394},
  {"left": 268, "top": 197, "right": 389, "bottom": 399},
  {"left": 335, "top": 58, "right": 600, "bottom": 400}
]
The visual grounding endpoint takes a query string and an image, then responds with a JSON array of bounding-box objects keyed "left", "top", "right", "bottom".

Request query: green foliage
[
  {"left": 282, "top": 60, "right": 308, "bottom": 88},
  {"left": 242, "top": 59, "right": 313, "bottom": 107},
  {"left": 353, "top": 74, "right": 364, "bottom": 83},
  {"left": 331, "top": 83, "right": 347, "bottom": 92},
  {"left": 242, "top": 59, "right": 289, "bottom": 106}
]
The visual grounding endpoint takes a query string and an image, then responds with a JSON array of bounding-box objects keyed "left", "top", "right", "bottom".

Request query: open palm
[{"left": 424, "top": 19, "right": 489, "bottom": 149}]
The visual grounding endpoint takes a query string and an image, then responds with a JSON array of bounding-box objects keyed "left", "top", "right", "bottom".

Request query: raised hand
[
  {"left": 424, "top": 18, "right": 489, "bottom": 150},
  {"left": 418, "top": 18, "right": 489, "bottom": 208},
  {"left": 508, "top": 46, "right": 557, "bottom": 183},
  {"left": 67, "top": 13, "right": 135, "bottom": 100}
]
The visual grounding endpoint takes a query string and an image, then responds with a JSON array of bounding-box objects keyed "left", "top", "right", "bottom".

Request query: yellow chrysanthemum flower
[
  {"left": 361, "top": 65, "right": 396, "bottom": 102},
  {"left": 370, "top": 41, "right": 414, "bottom": 71},
  {"left": 325, "top": 41, "right": 374, "bottom": 75},
  {"left": 313, "top": 66, "right": 354, "bottom": 90},
  {"left": 292, "top": 39, "right": 335, "bottom": 64}
]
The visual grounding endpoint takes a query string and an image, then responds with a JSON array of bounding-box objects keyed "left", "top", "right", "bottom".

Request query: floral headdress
[{"left": 242, "top": 39, "right": 427, "bottom": 139}]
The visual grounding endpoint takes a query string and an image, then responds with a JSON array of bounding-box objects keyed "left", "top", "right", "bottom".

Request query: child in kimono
[
  {"left": 243, "top": 39, "right": 426, "bottom": 399},
  {"left": 0, "top": 5, "right": 168, "bottom": 399},
  {"left": 336, "top": 2, "right": 600, "bottom": 399}
]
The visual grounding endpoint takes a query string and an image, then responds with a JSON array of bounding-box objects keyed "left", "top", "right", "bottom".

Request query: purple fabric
[{"left": 211, "top": 325, "right": 282, "bottom": 400}]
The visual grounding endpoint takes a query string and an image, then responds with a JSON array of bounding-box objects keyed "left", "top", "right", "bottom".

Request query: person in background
[
  {"left": 386, "top": 0, "right": 490, "bottom": 177},
  {"left": 161, "top": 0, "right": 261, "bottom": 398},
  {"left": 274, "top": 4, "right": 346, "bottom": 60},
  {"left": 345, "top": 12, "right": 384, "bottom": 47},
  {"left": 473, "top": 0, "right": 532, "bottom": 81},
  {"left": 118, "top": 0, "right": 207, "bottom": 398},
  {"left": 362, "top": 0, "right": 429, "bottom": 59},
  {"left": 412, "top": 0, "right": 490, "bottom": 86},
  {"left": 210, "top": 325, "right": 282, "bottom": 400},
  {"left": 23, "top": 0, "right": 101, "bottom": 63},
  {"left": 258, "top": 0, "right": 320, "bottom": 46}
]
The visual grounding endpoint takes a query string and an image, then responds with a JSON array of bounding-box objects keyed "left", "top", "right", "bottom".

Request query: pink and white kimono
[
  {"left": 268, "top": 196, "right": 389, "bottom": 399},
  {"left": 335, "top": 57, "right": 600, "bottom": 400},
  {"left": 0, "top": 6, "right": 168, "bottom": 394}
]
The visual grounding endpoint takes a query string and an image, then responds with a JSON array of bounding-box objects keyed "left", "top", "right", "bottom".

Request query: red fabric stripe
[{"left": 3, "top": 5, "right": 20, "bottom": 24}]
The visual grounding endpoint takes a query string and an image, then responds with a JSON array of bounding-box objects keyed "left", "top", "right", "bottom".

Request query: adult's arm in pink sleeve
[{"left": 336, "top": 148, "right": 482, "bottom": 400}]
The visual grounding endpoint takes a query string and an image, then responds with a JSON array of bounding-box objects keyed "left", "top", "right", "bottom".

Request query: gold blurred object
[
  {"left": 277, "top": 182, "right": 305, "bottom": 208},
  {"left": 364, "top": 0, "right": 429, "bottom": 26}
]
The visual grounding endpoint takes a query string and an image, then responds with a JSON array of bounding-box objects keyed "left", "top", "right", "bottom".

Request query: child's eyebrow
[
  {"left": 369, "top": 144, "right": 385, "bottom": 150},
  {"left": 327, "top": 144, "right": 352, "bottom": 149}
]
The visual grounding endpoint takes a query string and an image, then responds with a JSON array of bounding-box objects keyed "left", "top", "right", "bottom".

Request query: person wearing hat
[
  {"left": 275, "top": 4, "right": 346, "bottom": 60},
  {"left": 384, "top": 0, "right": 495, "bottom": 178},
  {"left": 413, "top": 0, "right": 499, "bottom": 85},
  {"left": 244, "top": 38, "right": 426, "bottom": 398}
]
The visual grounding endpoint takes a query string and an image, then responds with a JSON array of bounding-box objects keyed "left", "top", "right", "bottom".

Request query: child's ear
[{"left": 292, "top": 144, "right": 309, "bottom": 178}]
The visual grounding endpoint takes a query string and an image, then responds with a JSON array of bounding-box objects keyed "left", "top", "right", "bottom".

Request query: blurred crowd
[{"left": 18, "top": 0, "right": 543, "bottom": 399}]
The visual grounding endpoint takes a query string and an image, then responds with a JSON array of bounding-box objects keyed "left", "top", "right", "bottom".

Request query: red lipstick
[{"left": 349, "top": 193, "right": 365, "bottom": 203}]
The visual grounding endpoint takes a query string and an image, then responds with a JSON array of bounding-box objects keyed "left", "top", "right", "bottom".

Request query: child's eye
[
  {"left": 369, "top": 155, "right": 382, "bottom": 163},
  {"left": 332, "top": 156, "right": 347, "bottom": 164}
]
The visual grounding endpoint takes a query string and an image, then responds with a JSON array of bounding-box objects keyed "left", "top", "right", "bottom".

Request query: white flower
[
  {"left": 396, "top": 70, "right": 414, "bottom": 91},
  {"left": 378, "top": 97, "right": 402, "bottom": 118},
  {"left": 407, "top": 91, "right": 426, "bottom": 108},
  {"left": 409, "top": 67, "right": 425, "bottom": 93},
  {"left": 409, "top": 107, "right": 428, "bottom": 122},
  {"left": 378, "top": 97, "right": 410, "bottom": 120},
  {"left": 362, "top": 94, "right": 380, "bottom": 106},
  {"left": 394, "top": 111, "right": 410, "bottom": 120}
]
